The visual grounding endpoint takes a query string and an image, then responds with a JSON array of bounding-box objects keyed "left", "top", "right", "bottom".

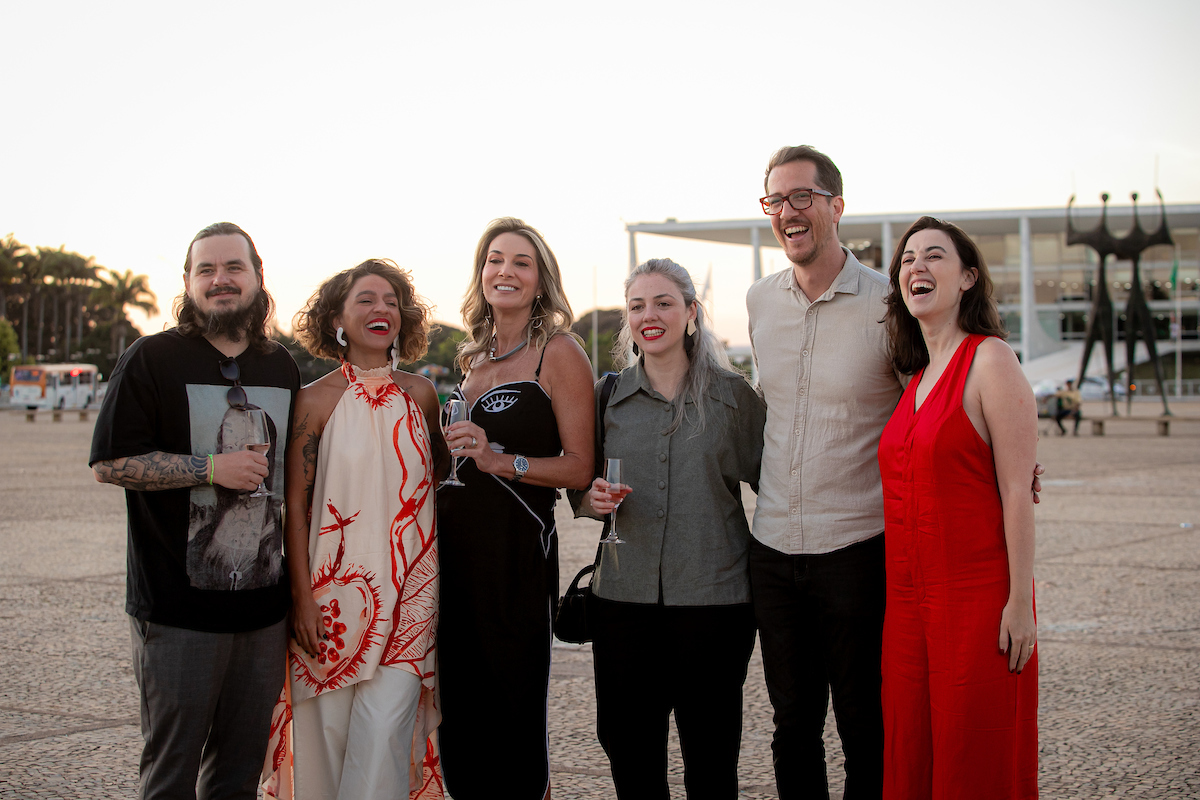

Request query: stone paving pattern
[{"left": 1, "top": 402, "right": 1197, "bottom": 798}]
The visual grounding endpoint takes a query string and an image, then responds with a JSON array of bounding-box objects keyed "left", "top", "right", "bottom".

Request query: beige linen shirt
[{"left": 747, "top": 247, "right": 903, "bottom": 555}]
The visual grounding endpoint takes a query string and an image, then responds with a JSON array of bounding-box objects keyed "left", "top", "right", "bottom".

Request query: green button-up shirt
[{"left": 572, "top": 363, "right": 766, "bottom": 606}]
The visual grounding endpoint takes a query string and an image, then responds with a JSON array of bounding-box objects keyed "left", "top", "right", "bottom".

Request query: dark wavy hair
[
  {"left": 173, "top": 222, "right": 276, "bottom": 354},
  {"left": 885, "top": 216, "right": 1007, "bottom": 375},
  {"left": 293, "top": 259, "right": 433, "bottom": 364}
]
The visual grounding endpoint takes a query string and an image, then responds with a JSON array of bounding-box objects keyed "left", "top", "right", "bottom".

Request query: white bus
[{"left": 10, "top": 363, "right": 102, "bottom": 410}]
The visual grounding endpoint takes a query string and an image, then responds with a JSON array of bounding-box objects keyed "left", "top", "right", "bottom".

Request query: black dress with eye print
[{"left": 436, "top": 370, "right": 562, "bottom": 799}]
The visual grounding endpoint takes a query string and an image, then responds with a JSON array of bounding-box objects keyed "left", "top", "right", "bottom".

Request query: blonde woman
[
  {"left": 576, "top": 258, "right": 765, "bottom": 798},
  {"left": 436, "top": 218, "right": 594, "bottom": 799}
]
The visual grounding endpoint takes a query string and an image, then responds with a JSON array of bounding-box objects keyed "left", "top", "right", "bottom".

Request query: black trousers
[
  {"left": 1055, "top": 407, "right": 1081, "bottom": 434},
  {"left": 748, "top": 535, "right": 886, "bottom": 800},
  {"left": 592, "top": 597, "right": 757, "bottom": 800}
]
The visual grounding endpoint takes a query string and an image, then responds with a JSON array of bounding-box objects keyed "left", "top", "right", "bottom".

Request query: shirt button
[
  {"left": 656, "top": 509, "right": 665, "bottom": 518},
  {"left": 659, "top": 453, "right": 667, "bottom": 462},
  {"left": 802, "top": 349, "right": 809, "bottom": 356},
  {"left": 658, "top": 480, "right": 665, "bottom": 489},
  {"left": 791, "top": 469, "right": 798, "bottom": 476}
]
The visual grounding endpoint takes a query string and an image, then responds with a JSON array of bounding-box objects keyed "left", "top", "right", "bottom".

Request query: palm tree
[
  {"left": 0, "top": 234, "right": 29, "bottom": 323},
  {"left": 14, "top": 245, "right": 43, "bottom": 359},
  {"left": 91, "top": 268, "right": 158, "bottom": 355}
]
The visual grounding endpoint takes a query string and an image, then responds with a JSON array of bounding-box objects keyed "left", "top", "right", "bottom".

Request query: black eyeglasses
[
  {"left": 760, "top": 188, "right": 834, "bottom": 215},
  {"left": 220, "top": 358, "right": 247, "bottom": 409}
]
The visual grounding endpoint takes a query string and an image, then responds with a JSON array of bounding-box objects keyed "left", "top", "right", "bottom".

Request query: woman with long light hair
[
  {"left": 575, "top": 258, "right": 765, "bottom": 798},
  {"left": 436, "top": 218, "right": 594, "bottom": 800}
]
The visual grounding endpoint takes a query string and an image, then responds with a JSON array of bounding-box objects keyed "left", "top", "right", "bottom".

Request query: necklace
[{"left": 488, "top": 332, "right": 530, "bottom": 362}]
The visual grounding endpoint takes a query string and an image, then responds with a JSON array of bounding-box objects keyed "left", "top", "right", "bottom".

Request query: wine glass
[
  {"left": 243, "top": 408, "right": 272, "bottom": 498},
  {"left": 600, "top": 458, "right": 626, "bottom": 544},
  {"left": 440, "top": 399, "right": 469, "bottom": 488}
]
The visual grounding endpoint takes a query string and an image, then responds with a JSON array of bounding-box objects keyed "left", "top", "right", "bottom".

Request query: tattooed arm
[
  {"left": 92, "top": 449, "right": 268, "bottom": 492},
  {"left": 285, "top": 382, "right": 340, "bottom": 658}
]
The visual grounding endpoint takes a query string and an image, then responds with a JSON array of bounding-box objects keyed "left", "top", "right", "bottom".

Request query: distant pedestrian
[
  {"left": 879, "top": 216, "right": 1038, "bottom": 799},
  {"left": 90, "top": 222, "right": 299, "bottom": 800},
  {"left": 1054, "top": 379, "right": 1083, "bottom": 435}
]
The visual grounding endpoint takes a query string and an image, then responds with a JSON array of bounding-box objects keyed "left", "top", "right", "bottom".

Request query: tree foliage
[{"left": 0, "top": 233, "right": 158, "bottom": 378}]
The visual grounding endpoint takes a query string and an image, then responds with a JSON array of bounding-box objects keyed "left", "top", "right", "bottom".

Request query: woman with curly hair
[
  {"left": 436, "top": 218, "right": 594, "bottom": 799},
  {"left": 262, "top": 259, "right": 449, "bottom": 799},
  {"left": 878, "top": 217, "right": 1038, "bottom": 799}
]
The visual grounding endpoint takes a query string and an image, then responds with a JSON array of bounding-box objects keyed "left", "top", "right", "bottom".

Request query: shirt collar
[
  {"left": 781, "top": 246, "right": 865, "bottom": 301},
  {"left": 608, "top": 362, "right": 739, "bottom": 409}
]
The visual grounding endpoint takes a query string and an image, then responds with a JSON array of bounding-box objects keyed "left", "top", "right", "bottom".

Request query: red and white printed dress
[{"left": 263, "top": 364, "right": 442, "bottom": 799}]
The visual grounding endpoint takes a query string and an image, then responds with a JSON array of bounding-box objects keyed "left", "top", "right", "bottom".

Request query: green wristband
[{"left": 208, "top": 453, "right": 214, "bottom": 486}]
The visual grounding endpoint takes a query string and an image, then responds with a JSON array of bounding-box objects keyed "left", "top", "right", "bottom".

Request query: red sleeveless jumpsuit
[{"left": 878, "top": 334, "right": 1038, "bottom": 799}]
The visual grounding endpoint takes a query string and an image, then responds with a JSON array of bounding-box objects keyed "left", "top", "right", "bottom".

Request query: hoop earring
[
  {"left": 335, "top": 327, "right": 347, "bottom": 347},
  {"left": 530, "top": 296, "right": 546, "bottom": 331}
]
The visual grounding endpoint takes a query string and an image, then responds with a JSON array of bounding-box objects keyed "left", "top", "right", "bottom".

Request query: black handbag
[
  {"left": 553, "top": 372, "right": 618, "bottom": 645},
  {"left": 553, "top": 561, "right": 597, "bottom": 644}
]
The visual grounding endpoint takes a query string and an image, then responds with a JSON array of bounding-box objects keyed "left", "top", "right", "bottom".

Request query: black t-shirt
[{"left": 90, "top": 329, "right": 300, "bottom": 632}]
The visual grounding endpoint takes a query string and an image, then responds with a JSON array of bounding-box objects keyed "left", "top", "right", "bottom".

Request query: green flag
[{"left": 1170, "top": 253, "right": 1179, "bottom": 294}]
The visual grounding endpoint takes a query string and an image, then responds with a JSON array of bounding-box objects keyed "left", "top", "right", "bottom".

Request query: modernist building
[{"left": 626, "top": 202, "right": 1200, "bottom": 385}]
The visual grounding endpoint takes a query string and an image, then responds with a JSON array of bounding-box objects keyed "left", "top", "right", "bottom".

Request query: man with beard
[
  {"left": 746, "top": 145, "right": 895, "bottom": 800},
  {"left": 90, "top": 222, "right": 299, "bottom": 800}
]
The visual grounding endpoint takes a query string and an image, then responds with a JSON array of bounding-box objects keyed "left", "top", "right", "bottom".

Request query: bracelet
[{"left": 207, "top": 454, "right": 214, "bottom": 486}]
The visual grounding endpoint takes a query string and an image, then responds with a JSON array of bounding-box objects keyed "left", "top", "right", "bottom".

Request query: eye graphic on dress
[{"left": 479, "top": 390, "right": 521, "bottom": 414}]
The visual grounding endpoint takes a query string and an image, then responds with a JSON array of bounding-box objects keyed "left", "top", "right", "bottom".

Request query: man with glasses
[
  {"left": 90, "top": 222, "right": 300, "bottom": 800},
  {"left": 746, "top": 145, "right": 897, "bottom": 799}
]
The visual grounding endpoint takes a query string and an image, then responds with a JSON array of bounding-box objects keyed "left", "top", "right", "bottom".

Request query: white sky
[{"left": 5, "top": 0, "right": 1198, "bottom": 348}]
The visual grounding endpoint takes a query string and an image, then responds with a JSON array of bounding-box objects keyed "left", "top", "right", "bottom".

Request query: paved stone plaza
[{"left": 1, "top": 403, "right": 1197, "bottom": 798}]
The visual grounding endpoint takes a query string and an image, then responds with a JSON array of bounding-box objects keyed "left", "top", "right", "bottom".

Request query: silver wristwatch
[{"left": 512, "top": 454, "right": 529, "bottom": 482}]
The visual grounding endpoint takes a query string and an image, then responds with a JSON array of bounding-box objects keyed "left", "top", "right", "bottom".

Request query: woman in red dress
[{"left": 879, "top": 216, "right": 1039, "bottom": 799}]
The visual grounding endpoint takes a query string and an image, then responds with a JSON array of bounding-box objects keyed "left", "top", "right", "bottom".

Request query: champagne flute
[
  {"left": 600, "top": 458, "right": 627, "bottom": 544},
  {"left": 440, "top": 399, "right": 468, "bottom": 488},
  {"left": 243, "top": 408, "right": 272, "bottom": 498}
]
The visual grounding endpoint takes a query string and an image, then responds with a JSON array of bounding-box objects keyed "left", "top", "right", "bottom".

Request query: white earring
[
  {"left": 335, "top": 327, "right": 347, "bottom": 347},
  {"left": 391, "top": 332, "right": 401, "bottom": 371},
  {"left": 686, "top": 318, "right": 697, "bottom": 336}
]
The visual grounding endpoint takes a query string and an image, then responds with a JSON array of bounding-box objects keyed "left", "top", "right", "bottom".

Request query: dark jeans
[
  {"left": 593, "top": 597, "right": 757, "bottom": 800},
  {"left": 1056, "top": 407, "right": 1081, "bottom": 434},
  {"left": 129, "top": 616, "right": 287, "bottom": 800},
  {"left": 748, "top": 535, "right": 885, "bottom": 800}
]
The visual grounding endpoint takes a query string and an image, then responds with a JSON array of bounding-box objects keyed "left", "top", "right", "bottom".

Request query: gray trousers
[{"left": 129, "top": 615, "right": 287, "bottom": 800}]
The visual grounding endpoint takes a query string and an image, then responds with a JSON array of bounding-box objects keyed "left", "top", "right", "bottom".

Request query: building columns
[{"left": 751, "top": 226, "right": 762, "bottom": 281}]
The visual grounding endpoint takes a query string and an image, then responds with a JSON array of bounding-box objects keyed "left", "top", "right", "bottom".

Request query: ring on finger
[{"left": 471, "top": 437, "right": 477, "bottom": 447}]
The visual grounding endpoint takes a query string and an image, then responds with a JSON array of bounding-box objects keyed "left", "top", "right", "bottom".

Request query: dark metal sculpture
[
  {"left": 1066, "top": 193, "right": 1120, "bottom": 416},
  {"left": 1066, "top": 191, "right": 1173, "bottom": 416}
]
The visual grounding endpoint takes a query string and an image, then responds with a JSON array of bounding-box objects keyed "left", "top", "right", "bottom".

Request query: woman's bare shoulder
[
  {"left": 541, "top": 333, "right": 591, "bottom": 373},
  {"left": 296, "top": 369, "right": 347, "bottom": 431}
]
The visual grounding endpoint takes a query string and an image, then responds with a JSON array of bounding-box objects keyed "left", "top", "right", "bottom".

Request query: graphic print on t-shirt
[{"left": 185, "top": 384, "right": 291, "bottom": 591}]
